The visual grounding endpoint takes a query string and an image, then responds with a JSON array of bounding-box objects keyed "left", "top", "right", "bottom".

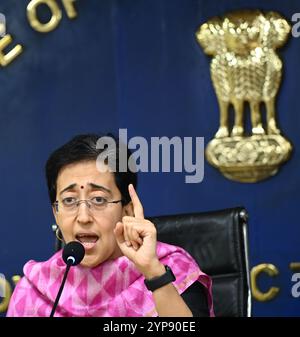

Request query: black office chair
[
  {"left": 150, "top": 207, "right": 251, "bottom": 317},
  {"left": 53, "top": 206, "right": 251, "bottom": 317}
]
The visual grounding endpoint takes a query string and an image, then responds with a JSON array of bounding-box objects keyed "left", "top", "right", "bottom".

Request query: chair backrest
[
  {"left": 53, "top": 207, "right": 251, "bottom": 317},
  {"left": 150, "top": 207, "right": 251, "bottom": 317}
]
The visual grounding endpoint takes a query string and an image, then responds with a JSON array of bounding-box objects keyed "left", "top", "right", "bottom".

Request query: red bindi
[{"left": 81, "top": 186, "right": 84, "bottom": 189}]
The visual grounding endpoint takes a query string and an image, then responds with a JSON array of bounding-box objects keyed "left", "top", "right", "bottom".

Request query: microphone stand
[{"left": 50, "top": 262, "right": 72, "bottom": 317}]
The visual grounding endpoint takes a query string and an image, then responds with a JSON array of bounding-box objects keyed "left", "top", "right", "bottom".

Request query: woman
[{"left": 7, "top": 133, "right": 214, "bottom": 317}]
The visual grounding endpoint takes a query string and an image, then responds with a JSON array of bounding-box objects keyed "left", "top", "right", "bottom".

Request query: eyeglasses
[{"left": 54, "top": 197, "right": 123, "bottom": 214}]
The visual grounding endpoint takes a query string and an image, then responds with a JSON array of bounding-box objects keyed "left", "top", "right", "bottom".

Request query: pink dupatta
[{"left": 7, "top": 241, "right": 214, "bottom": 317}]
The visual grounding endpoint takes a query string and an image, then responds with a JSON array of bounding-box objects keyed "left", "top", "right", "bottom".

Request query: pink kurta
[{"left": 7, "top": 241, "right": 214, "bottom": 317}]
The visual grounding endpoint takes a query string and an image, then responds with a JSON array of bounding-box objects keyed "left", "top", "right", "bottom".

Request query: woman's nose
[{"left": 76, "top": 202, "right": 92, "bottom": 223}]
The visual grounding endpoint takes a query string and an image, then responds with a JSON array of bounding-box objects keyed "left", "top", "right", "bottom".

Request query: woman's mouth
[{"left": 75, "top": 233, "right": 99, "bottom": 250}]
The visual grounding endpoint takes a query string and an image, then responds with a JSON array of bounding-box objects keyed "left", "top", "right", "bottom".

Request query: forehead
[{"left": 56, "top": 161, "right": 116, "bottom": 191}]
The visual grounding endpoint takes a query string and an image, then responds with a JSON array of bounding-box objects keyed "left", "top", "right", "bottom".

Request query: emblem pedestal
[{"left": 206, "top": 135, "right": 292, "bottom": 182}]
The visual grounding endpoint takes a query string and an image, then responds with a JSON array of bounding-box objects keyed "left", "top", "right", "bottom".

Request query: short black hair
[{"left": 45, "top": 133, "right": 137, "bottom": 205}]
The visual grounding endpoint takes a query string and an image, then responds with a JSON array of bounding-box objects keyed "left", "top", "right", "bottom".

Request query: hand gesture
[{"left": 114, "top": 184, "right": 161, "bottom": 275}]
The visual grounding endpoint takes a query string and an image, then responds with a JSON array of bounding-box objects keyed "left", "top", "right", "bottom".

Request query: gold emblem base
[{"left": 206, "top": 135, "right": 292, "bottom": 183}]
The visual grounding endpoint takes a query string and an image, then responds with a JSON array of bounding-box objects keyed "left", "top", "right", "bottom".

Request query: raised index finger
[{"left": 128, "top": 184, "right": 144, "bottom": 219}]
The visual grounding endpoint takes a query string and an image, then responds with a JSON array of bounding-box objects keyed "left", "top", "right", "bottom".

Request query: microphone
[
  {"left": 50, "top": 241, "right": 85, "bottom": 317},
  {"left": 62, "top": 241, "right": 85, "bottom": 266}
]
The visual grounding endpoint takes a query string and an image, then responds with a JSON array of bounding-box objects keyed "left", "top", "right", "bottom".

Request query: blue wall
[{"left": 0, "top": 0, "right": 300, "bottom": 316}]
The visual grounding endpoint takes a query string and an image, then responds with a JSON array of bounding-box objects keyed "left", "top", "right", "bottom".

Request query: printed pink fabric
[{"left": 7, "top": 241, "right": 214, "bottom": 317}]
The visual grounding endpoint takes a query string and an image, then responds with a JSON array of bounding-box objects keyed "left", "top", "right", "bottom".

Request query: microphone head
[{"left": 62, "top": 241, "right": 85, "bottom": 266}]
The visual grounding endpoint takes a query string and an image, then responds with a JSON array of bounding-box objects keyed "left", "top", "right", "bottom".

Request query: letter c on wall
[{"left": 251, "top": 263, "right": 280, "bottom": 301}]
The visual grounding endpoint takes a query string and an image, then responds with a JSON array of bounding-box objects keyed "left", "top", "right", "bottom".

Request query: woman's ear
[
  {"left": 52, "top": 205, "right": 59, "bottom": 224},
  {"left": 122, "top": 201, "right": 134, "bottom": 216}
]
